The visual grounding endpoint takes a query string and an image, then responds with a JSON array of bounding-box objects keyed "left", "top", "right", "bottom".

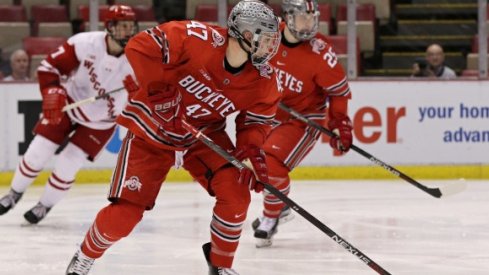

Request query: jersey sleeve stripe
[
  {"left": 246, "top": 111, "right": 275, "bottom": 120},
  {"left": 145, "top": 28, "right": 163, "bottom": 48},
  {"left": 128, "top": 99, "right": 152, "bottom": 116},
  {"left": 121, "top": 107, "right": 196, "bottom": 148},
  {"left": 145, "top": 26, "right": 170, "bottom": 64},
  {"left": 244, "top": 111, "right": 275, "bottom": 125},
  {"left": 303, "top": 113, "right": 326, "bottom": 120},
  {"left": 325, "top": 76, "right": 347, "bottom": 91},
  {"left": 120, "top": 109, "right": 173, "bottom": 146},
  {"left": 329, "top": 86, "right": 350, "bottom": 97},
  {"left": 125, "top": 100, "right": 193, "bottom": 143},
  {"left": 38, "top": 60, "right": 61, "bottom": 75}
]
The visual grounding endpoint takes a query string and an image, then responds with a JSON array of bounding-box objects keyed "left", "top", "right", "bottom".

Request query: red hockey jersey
[
  {"left": 119, "top": 21, "right": 282, "bottom": 150},
  {"left": 271, "top": 22, "right": 351, "bottom": 122}
]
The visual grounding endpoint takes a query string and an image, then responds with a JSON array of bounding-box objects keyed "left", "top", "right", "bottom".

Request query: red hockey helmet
[
  {"left": 105, "top": 5, "right": 138, "bottom": 48},
  {"left": 105, "top": 5, "right": 136, "bottom": 27}
]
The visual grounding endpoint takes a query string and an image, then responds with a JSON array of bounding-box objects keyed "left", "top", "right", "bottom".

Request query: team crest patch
[
  {"left": 123, "top": 176, "right": 142, "bottom": 192},
  {"left": 211, "top": 28, "right": 225, "bottom": 48},
  {"left": 310, "top": 38, "right": 326, "bottom": 54},
  {"left": 256, "top": 63, "right": 274, "bottom": 79}
]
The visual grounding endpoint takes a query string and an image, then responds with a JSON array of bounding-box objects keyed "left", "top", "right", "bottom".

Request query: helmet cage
[
  {"left": 282, "top": 0, "right": 320, "bottom": 41},
  {"left": 105, "top": 5, "right": 138, "bottom": 48},
  {"left": 228, "top": 0, "right": 280, "bottom": 65},
  {"left": 106, "top": 20, "right": 139, "bottom": 48}
]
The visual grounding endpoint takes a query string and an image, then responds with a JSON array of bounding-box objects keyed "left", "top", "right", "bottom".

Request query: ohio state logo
[
  {"left": 123, "top": 176, "right": 142, "bottom": 192},
  {"left": 211, "top": 28, "right": 225, "bottom": 48},
  {"left": 310, "top": 38, "right": 326, "bottom": 54},
  {"left": 256, "top": 63, "right": 273, "bottom": 79}
]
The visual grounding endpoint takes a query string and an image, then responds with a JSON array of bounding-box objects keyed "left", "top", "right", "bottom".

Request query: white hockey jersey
[{"left": 38, "top": 31, "right": 135, "bottom": 130}]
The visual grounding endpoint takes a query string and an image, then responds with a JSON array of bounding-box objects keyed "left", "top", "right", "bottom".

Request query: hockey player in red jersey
[
  {"left": 251, "top": 0, "right": 354, "bottom": 248},
  {"left": 65, "top": 1, "right": 281, "bottom": 275},
  {"left": 0, "top": 5, "right": 139, "bottom": 224}
]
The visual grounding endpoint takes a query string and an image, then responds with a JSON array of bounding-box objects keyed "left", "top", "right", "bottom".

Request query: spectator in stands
[
  {"left": 411, "top": 43, "right": 456, "bottom": 79},
  {"left": 2, "top": 49, "right": 30, "bottom": 81}
]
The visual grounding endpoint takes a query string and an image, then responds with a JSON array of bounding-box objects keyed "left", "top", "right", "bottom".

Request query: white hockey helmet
[
  {"left": 228, "top": 0, "right": 281, "bottom": 65},
  {"left": 282, "top": 0, "right": 320, "bottom": 41}
]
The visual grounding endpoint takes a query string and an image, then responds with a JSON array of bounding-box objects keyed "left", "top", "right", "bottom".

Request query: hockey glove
[
  {"left": 148, "top": 83, "right": 189, "bottom": 145},
  {"left": 328, "top": 114, "right": 353, "bottom": 153},
  {"left": 123, "top": 75, "right": 139, "bottom": 100},
  {"left": 41, "top": 86, "right": 67, "bottom": 125},
  {"left": 234, "top": 144, "right": 268, "bottom": 193}
]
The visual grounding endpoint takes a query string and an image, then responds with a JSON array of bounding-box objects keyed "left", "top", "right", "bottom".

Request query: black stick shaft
[
  {"left": 279, "top": 103, "right": 442, "bottom": 198},
  {"left": 181, "top": 120, "right": 391, "bottom": 275}
]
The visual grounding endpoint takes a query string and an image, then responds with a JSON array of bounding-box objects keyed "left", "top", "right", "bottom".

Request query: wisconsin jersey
[
  {"left": 271, "top": 22, "right": 351, "bottom": 122},
  {"left": 38, "top": 31, "right": 135, "bottom": 130},
  {"left": 120, "top": 20, "right": 282, "bottom": 150}
]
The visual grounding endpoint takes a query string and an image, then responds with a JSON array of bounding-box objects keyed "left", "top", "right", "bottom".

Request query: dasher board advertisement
[{"left": 0, "top": 80, "right": 487, "bottom": 171}]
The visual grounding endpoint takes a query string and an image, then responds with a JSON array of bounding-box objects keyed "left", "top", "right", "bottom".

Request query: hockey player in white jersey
[{"left": 0, "top": 5, "right": 139, "bottom": 224}]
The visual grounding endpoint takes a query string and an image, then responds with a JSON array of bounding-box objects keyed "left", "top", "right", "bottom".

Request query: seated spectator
[
  {"left": 411, "top": 44, "right": 456, "bottom": 79},
  {"left": 3, "top": 49, "right": 30, "bottom": 81}
]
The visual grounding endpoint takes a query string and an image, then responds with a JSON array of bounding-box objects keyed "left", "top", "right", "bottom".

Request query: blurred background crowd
[{"left": 0, "top": 0, "right": 486, "bottom": 81}]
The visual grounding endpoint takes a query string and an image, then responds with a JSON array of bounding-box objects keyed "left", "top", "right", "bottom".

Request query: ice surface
[{"left": 0, "top": 180, "right": 488, "bottom": 275}]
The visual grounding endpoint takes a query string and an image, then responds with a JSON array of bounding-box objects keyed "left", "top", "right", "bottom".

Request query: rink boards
[{"left": 0, "top": 80, "right": 488, "bottom": 184}]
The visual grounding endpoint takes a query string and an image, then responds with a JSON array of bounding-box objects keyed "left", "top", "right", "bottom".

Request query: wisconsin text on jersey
[{"left": 84, "top": 59, "right": 117, "bottom": 118}]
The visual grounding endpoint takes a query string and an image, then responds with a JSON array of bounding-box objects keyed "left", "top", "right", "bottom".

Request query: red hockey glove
[
  {"left": 234, "top": 144, "right": 268, "bottom": 193},
  {"left": 123, "top": 75, "right": 139, "bottom": 100},
  {"left": 328, "top": 115, "right": 353, "bottom": 153},
  {"left": 148, "top": 83, "right": 188, "bottom": 144},
  {"left": 41, "top": 86, "right": 67, "bottom": 125}
]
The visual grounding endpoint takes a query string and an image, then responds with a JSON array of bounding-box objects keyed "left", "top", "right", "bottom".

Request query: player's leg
[
  {"left": 184, "top": 131, "right": 247, "bottom": 274},
  {"left": 66, "top": 132, "right": 174, "bottom": 274},
  {"left": 253, "top": 120, "right": 321, "bottom": 247},
  {"left": 252, "top": 155, "right": 292, "bottom": 247},
  {"left": 24, "top": 125, "right": 115, "bottom": 224},
  {"left": 0, "top": 116, "right": 72, "bottom": 215}
]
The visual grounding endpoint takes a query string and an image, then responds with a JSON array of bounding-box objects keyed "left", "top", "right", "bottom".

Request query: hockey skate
[
  {"left": 0, "top": 189, "right": 23, "bottom": 215},
  {"left": 252, "top": 205, "right": 294, "bottom": 248},
  {"left": 66, "top": 248, "right": 95, "bottom": 275},
  {"left": 253, "top": 216, "right": 280, "bottom": 248},
  {"left": 251, "top": 205, "right": 294, "bottom": 231},
  {"left": 23, "top": 202, "right": 51, "bottom": 224},
  {"left": 202, "top": 242, "right": 240, "bottom": 275}
]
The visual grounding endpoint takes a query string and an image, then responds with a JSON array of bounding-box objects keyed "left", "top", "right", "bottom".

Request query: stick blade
[{"left": 439, "top": 180, "right": 467, "bottom": 197}]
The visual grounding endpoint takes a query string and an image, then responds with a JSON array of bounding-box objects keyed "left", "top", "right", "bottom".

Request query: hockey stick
[
  {"left": 279, "top": 103, "right": 467, "bottom": 198},
  {"left": 62, "top": 87, "right": 126, "bottom": 112},
  {"left": 180, "top": 120, "right": 392, "bottom": 275}
]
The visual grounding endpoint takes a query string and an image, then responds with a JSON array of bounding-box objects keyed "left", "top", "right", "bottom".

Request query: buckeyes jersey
[
  {"left": 120, "top": 20, "right": 282, "bottom": 150},
  {"left": 271, "top": 22, "right": 351, "bottom": 122},
  {"left": 38, "top": 31, "right": 135, "bottom": 130}
]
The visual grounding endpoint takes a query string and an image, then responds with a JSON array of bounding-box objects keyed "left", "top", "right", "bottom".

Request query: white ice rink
[{"left": 0, "top": 180, "right": 488, "bottom": 275}]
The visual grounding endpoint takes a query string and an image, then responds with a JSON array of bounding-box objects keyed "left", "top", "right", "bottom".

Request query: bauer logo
[{"left": 123, "top": 176, "right": 142, "bottom": 192}]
